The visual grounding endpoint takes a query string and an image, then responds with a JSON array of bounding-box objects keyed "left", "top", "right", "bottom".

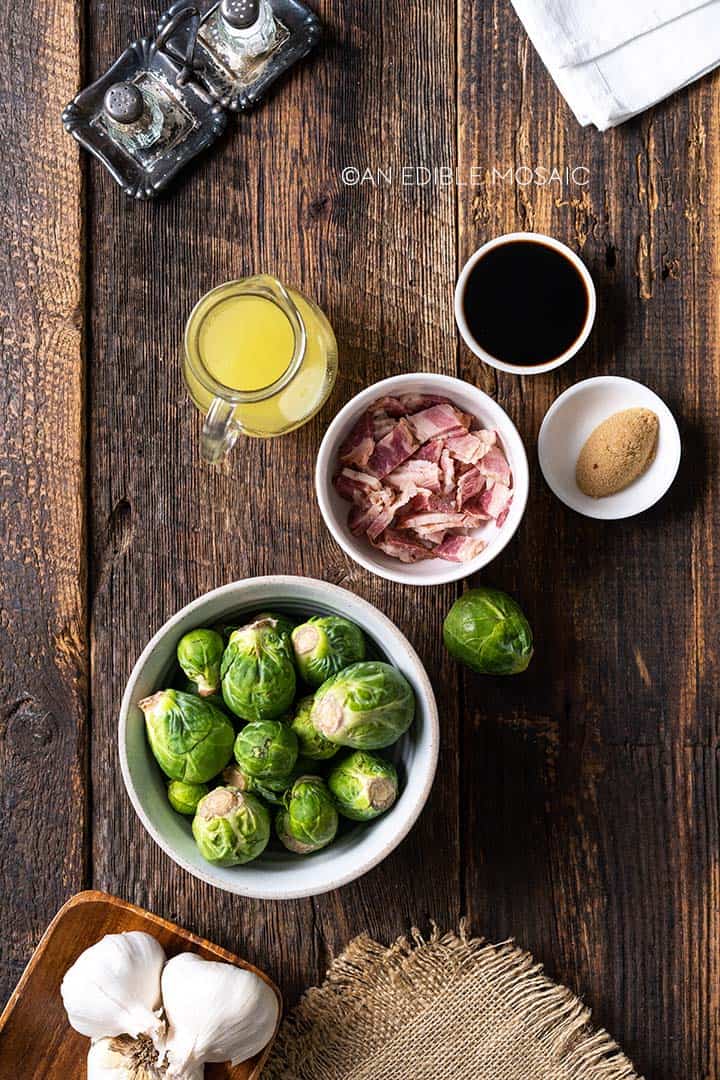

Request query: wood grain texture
[
  {"left": 459, "top": 3, "right": 720, "bottom": 1076},
  {"left": 0, "top": 0, "right": 87, "bottom": 1006},
  {"left": 2, "top": 0, "right": 719, "bottom": 1077},
  {"left": 85, "top": 0, "right": 459, "bottom": 1011}
]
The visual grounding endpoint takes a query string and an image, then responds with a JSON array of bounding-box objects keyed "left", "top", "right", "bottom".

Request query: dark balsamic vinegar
[{"left": 461, "top": 240, "right": 590, "bottom": 366}]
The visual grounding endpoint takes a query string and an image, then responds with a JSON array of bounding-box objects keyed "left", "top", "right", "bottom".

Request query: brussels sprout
[
  {"left": 291, "top": 616, "right": 366, "bottom": 688},
  {"left": 176, "top": 629, "right": 225, "bottom": 697},
  {"left": 167, "top": 779, "right": 209, "bottom": 816},
  {"left": 192, "top": 787, "right": 270, "bottom": 866},
  {"left": 224, "top": 756, "right": 316, "bottom": 806},
  {"left": 443, "top": 588, "right": 533, "bottom": 675},
  {"left": 221, "top": 620, "right": 296, "bottom": 721},
  {"left": 233, "top": 720, "right": 299, "bottom": 786},
  {"left": 140, "top": 690, "right": 235, "bottom": 783},
  {"left": 311, "top": 662, "right": 415, "bottom": 749},
  {"left": 328, "top": 751, "right": 398, "bottom": 821},
  {"left": 289, "top": 695, "right": 339, "bottom": 761},
  {"left": 254, "top": 612, "right": 295, "bottom": 652},
  {"left": 180, "top": 678, "right": 225, "bottom": 709},
  {"left": 275, "top": 776, "right": 338, "bottom": 854}
]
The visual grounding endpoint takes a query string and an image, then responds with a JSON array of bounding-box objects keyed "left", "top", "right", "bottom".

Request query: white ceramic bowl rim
[
  {"left": 119, "top": 576, "right": 440, "bottom": 899},
  {"left": 454, "top": 232, "right": 597, "bottom": 375},
  {"left": 315, "top": 373, "right": 530, "bottom": 586}
]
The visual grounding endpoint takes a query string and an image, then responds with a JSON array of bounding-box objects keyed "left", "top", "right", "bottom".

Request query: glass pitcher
[{"left": 183, "top": 275, "right": 338, "bottom": 463}]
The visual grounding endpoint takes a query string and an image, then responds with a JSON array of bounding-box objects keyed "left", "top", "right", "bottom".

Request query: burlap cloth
[{"left": 263, "top": 926, "right": 642, "bottom": 1080}]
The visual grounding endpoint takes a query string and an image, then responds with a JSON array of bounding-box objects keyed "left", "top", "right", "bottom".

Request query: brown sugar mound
[{"left": 576, "top": 407, "right": 659, "bottom": 498}]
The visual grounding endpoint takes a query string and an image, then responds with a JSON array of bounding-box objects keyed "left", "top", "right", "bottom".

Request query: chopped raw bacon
[
  {"left": 386, "top": 459, "right": 442, "bottom": 493},
  {"left": 400, "top": 511, "right": 469, "bottom": 530},
  {"left": 456, "top": 467, "right": 487, "bottom": 507},
  {"left": 460, "top": 493, "right": 493, "bottom": 520},
  {"left": 366, "top": 418, "right": 418, "bottom": 478},
  {"left": 369, "top": 395, "right": 407, "bottom": 417},
  {"left": 371, "top": 529, "right": 432, "bottom": 563},
  {"left": 477, "top": 447, "right": 512, "bottom": 486},
  {"left": 347, "top": 489, "right": 391, "bottom": 535},
  {"left": 435, "top": 535, "right": 487, "bottom": 563},
  {"left": 333, "top": 393, "right": 514, "bottom": 566},
  {"left": 366, "top": 487, "right": 417, "bottom": 542},
  {"left": 339, "top": 412, "right": 375, "bottom": 469},
  {"left": 445, "top": 432, "right": 494, "bottom": 465},
  {"left": 406, "top": 403, "right": 470, "bottom": 444},
  {"left": 478, "top": 481, "right": 512, "bottom": 520},
  {"left": 414, "top": 437, "right": 444, "bottom": 464},
  {"left": 396, "top": 392, "right": 452, "bottom": 414},
  {"left": 439, "top": 448, "right": 455, "bottom": 495},
  {"left": 334, "top": 467, "right": 382, "bottom": 502}
]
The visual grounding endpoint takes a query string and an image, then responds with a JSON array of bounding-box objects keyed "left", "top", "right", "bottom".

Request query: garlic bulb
[
  {"left": 87, "top": 1036, "right": 167, "bottom": 1080},
  {"left": 61, "top": 931, "right": 167, "bottom": 1046},
  {"left": 161, "top": 953, "right": 279, "bottom": 1075}
]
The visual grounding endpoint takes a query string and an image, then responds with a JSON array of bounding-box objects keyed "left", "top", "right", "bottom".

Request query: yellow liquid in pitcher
[
  {"left": 184, "top": 283, "right": 337, "bottom": 437},
  {"left": 200, "top": 296, "right": 295, "bottom": 392}
]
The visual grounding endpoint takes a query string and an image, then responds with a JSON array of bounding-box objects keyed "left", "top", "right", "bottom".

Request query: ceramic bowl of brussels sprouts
[{"left": 119, "top": 576, "right": 439, "bottom": 898}]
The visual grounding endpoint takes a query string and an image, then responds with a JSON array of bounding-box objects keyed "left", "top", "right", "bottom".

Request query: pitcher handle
[{"left": 201, "top": 397, "right": 242, "bottom": 464}]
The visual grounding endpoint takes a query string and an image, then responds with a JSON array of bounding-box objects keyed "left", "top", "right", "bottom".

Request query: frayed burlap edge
[{"left": 262, "top": 923, "right": 643, "bottom": 1080}]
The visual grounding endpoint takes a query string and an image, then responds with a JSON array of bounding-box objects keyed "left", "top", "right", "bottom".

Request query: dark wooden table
[{"left": 2, "top": 1, "right": 718, "bottom": 1077}]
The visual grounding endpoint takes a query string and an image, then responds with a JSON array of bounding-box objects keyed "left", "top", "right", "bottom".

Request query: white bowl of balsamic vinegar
[{"left": 455, "top": 233, "right": 597, "bottom": 375}]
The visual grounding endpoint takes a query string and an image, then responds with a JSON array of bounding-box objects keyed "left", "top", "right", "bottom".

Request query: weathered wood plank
[
  {"left": 458, "top": 2, "right": 720, "bottom": 1075},
  {"left": 86, "top": 0, "right": 459, "bottom": 1005},
  {"left": 0, "top": 0, "right": 87, "bottom": 1005}
]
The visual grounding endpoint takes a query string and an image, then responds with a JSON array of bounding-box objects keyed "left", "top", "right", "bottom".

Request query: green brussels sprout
[
  {"left": 224, "top": 756, "right": 315, "bottom": 806},
  {"left": 167, "top": 779, "right": 209, "bottom": 816},
  {"left": 180, "top": 678, "right": 225, "bottom": 709},
  {"left": 233, "top": 720, "right": 299, "bottom": 785},
  {"left": 443, "top": 587, "right": 533, "bottom": 675},
  {"left": 275, "top": 776, "right": 338, "bottom": 854},
  {"left": 221, "top": 619, "right": 297, "bottom": 721},
  {"left": 176, "top": 628, "right": 225, "bottom": 697},
  {"left": 140, "top": 690, "right": 235, "bottom": 783},
  {"left": 289, "top": 695, "right": 339, "bottom": 761},
  {"left": 192, "top": 787, "right": 270, "bottom": 866},
  {"left": 254, "top": 612, "right": 295, "bottom": 653},
  {"left": 291, "top": 616, "right": 366, "bottom": 688},
  {"left": 328, "top": 751, "right": 398, "bottom": 821},
  {"left": 311, "top": 662, "right": 415, "bottom": 749}
]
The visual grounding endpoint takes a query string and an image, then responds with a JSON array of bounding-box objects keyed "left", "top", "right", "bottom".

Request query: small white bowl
[
  {"left": 119, "top": 576, "right": 439, "bottom": 899},
  {"left": 455, "top": 233, "right": 597, "bottom": 375},
  {"left": 538, "top": 376, "right": 681, "bottom": 520},
  {"left": 315, "top": 373, "right": 529, "bottom": 586}
]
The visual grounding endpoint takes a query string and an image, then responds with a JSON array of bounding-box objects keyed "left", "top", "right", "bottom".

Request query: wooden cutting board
[{"left": 0, "top": 890, "right": 282, "bottom": 1079}]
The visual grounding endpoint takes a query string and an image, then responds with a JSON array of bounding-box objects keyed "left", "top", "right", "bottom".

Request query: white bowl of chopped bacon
[{"left": 316, "top": 374, "right": 529, "bottom": 585}]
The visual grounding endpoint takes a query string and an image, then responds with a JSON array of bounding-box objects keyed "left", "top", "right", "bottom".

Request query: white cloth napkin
[{"left": 510, "top": 0, "right": 720, "bottom": 129}]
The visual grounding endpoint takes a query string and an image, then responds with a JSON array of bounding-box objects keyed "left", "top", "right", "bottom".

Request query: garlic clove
[
  {"left": 61, "top": 931, "right": 167, "bottom": 1048},
  {"left": 161, "top": 953, "right": 279, "bottom": 1074},
  {"left": 87, "top": 1035, "right": 167, "bottom": 1080}
]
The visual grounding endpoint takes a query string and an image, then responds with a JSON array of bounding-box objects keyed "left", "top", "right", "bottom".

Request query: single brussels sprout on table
[
  {"left": 311, "top": 661, "right": 415, "bottom": 749},
  {"left": 139, "top": 690, "right": 235, "bottom": 783},
  {"left": 192, "top": 787, "right": 270, "bottom": 866},
  {"left": 275, "top": 776, "right": 339, "bottom": 854},
  {"left": 328, "top": 751, "right": 398, "bottom": 821},
  {"left": 289, "top": 695, "right": 338, "bottom": 761},
  {"left": 221, "top": 619, "right": 297, "bottom": 721},
  {"left": 167, "top": 779, "right": 209, "bottom": 816},
  {"left": 443, "top": 587, "right": 533, "bottom": 675},
  {"left": 291, "top": 616, "right": 366, "bottom": 688},
  {"left": 176, "top": 628, "right": 225, "bottom": 697},
  {"left": 233, "top": 720, "right": 299, "bottom": 785}
]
